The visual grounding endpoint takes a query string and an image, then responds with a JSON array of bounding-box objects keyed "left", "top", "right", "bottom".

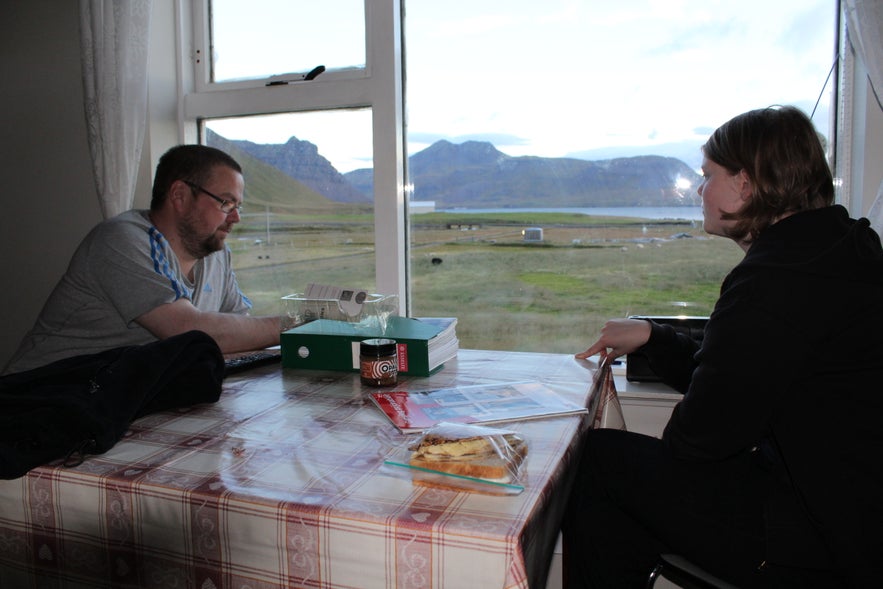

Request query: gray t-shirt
[{"left": 5, "top": 210, "right": 252, "bottom": 374}]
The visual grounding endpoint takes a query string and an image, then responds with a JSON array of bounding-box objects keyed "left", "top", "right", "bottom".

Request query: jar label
[{"left": 361, "top": 358, "right": 397, "bottom": 380}]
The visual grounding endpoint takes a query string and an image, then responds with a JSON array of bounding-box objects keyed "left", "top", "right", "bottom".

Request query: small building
[{"left": 522, "top": 227, "right": 544, "bottom": 242}]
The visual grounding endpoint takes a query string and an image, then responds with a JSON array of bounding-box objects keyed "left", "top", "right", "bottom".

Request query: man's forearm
[
  {"left": 137, "top": 299, "right": 290, "bottom": 353},
  {"left": 206, "top": 313, "right": 286, "bottom": 353}
]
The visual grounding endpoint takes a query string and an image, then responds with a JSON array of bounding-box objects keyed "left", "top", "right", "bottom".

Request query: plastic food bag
[{"left": 384, "top": 422, "right": 527, "bottom": 495}]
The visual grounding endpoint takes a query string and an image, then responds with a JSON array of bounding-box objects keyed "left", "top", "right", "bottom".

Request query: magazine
[{"left": 369, "top": 381, "right": 587, "bottom": 433}]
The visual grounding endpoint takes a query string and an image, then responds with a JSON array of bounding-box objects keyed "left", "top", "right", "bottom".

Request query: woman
[{"left": 563, "top": 106, "right": 883, "bottom": 588}]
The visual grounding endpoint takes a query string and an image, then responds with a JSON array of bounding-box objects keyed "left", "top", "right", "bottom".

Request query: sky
[{"left": 207, "top": 0, "right": 838, "bottom": 174}]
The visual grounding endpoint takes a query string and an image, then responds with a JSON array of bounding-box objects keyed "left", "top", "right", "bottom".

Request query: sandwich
[{"left": 408, "top": 427, "right": 527, "bottom": 483}]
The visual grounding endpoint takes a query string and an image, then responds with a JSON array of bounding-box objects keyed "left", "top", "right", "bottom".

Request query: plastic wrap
[
  {"left": 282, "top": 292, "right": 399, "bottom": 334},
  {"left": 384, "top": 422, "right": 527, "bottom": 495}
]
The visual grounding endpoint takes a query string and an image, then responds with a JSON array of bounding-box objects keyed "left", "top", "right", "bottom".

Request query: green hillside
[{"left": 209, "top": 134, "right": 351, "bottom": 214}]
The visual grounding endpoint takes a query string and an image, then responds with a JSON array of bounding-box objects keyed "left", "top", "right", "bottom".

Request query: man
[{"left": 4, "top": 145, "right": 291, "bottom": 375}]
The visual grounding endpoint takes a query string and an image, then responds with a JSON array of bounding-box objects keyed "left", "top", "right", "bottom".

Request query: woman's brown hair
[{"left": 702, "top": 105, "right": 834, "bottom": 242}]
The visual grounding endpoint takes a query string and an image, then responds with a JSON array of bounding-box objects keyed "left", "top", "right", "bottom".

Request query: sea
[{"left": 439, "top": 206, "right": 704, "bottom": 221}]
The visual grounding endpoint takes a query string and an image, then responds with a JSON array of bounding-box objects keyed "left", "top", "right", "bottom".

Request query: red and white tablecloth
[{"left": 0, "top": 349, "right": 595, "bottom": 589}]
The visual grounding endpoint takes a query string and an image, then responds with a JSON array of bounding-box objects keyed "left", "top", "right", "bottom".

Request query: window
[
  {"left": 203, "top": 109, "right": 376, "bottom": 316},
  {"left": 186, "top": 0, "right": 406, "bottom": 316},
  {"left": 405, "top": 0, "right": 838, "bottom": 352},
  {"left": 208, "top": 0, "right": 365, "bottom": 84},
  {"left": 186, "top": 1, "right": 837, "bottom": 353}
]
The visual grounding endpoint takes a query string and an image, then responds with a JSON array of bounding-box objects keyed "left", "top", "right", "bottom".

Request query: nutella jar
[{"left": 360, "top": 338, "right": 398, "bottom": 387}]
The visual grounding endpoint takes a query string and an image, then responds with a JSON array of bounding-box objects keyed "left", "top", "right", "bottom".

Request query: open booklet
[{"left": 369, "top": 381, "right": 587, "bottom": 433}]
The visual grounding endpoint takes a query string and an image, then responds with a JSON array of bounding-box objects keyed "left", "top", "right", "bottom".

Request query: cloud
[
  {"left": 452, "top": 133, "right": 531, "bottom": 146},
  {"left": 407, "top": 132, "right": 449, "bottom": 145},
  {"left": 567, "top": 139, "right": 705, "bottom": 170},
  {"left": 408, "top": 132, "right": 530, "bottom": 149}
]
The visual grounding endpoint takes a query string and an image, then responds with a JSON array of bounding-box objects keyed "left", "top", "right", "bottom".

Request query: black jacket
[
  {"left": 643, "top": 206, "right": 883, "bottom": 586},
  {"left": 0, "top": 330, "right": 224, "bottom": 479}
]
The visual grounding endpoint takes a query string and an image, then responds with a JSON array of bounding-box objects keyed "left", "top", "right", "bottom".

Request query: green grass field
[{"left": 229, "top": 211, "right": 743, "bottom": 354}]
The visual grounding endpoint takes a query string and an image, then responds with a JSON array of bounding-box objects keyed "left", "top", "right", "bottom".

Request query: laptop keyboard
[{"left": 224, "top": 349, "right": 282, "bottom": 376}]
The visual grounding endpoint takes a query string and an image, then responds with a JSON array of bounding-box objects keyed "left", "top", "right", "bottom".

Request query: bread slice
[{"left": 409, "top": 432, "right": 527, "bottom": 482}]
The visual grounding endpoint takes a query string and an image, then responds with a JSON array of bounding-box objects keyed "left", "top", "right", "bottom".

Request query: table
[{"left": 0, "top": 349, "right": 598, "bottom": 589}]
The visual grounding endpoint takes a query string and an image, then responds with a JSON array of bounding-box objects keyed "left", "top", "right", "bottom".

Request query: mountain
[
  {"left": 207, "top": 130, "right": 342, "bottom": 212},
  {"left": 346, "top": 140, "right": 702, "bottom": 208},
  {"left": 218, "top": 134, "right": 372, "bottom": 204},
  {"left": 568, "top": 140, "right": 705, "bottom": 172},
  {"left": 210, "top": 132, "right": 702, "bottom": 209}
]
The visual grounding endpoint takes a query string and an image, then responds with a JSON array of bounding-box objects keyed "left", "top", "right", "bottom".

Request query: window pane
[
  {"left": 405, "top": 0, "right": 836, "bottom": 353},
  {"left": 210, "top": 0, "right": 365, "bottom": 82},
  {"left": 204, "top": 110, "right": 375, "bottom": 316}
]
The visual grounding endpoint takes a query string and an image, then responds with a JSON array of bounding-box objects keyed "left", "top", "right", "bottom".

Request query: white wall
[
  {"left": 0, "top": 1, "right": 102, "bottom": 368},
  {"left": 860, "top": 84, "right": 883, "bottom": 218},
  {"left": 0, "top": 1, "right": 181, "bottom": 369}
]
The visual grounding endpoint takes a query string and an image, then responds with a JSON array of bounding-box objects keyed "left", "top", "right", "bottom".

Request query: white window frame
[
  {"left": 181, "top": 0, "right": 409, "bottom": 310},
  {"left": 832, "top": 0, "right": 883, "bottom": 222},
  {"left": 175, "top": 0, "right": 861, "bottom": 319}
]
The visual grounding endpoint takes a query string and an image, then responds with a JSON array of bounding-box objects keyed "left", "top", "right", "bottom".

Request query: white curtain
[
  {"left": 844, "top": 0, "right": 883, "bottom": 231},
  {"left": 80, "top": 0, "right": 152, "bottom": 219}
]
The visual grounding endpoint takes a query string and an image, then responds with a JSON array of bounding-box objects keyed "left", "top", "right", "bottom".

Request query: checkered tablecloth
[{"left": 0, "top": 349, "right": 594, "bottom": 589}]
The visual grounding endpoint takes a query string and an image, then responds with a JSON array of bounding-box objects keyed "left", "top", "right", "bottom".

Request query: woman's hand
[{"left": 575, "top": 318, "right": 652, "bottom": 361}]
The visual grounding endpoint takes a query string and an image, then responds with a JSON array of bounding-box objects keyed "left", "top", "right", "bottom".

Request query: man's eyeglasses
[{"left": 183, "top": 181, "right": 243, "bottom": 214}]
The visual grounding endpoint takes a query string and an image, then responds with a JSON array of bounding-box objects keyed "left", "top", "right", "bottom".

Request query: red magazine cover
[{"left": 369, "top": 381, "right": 587, "bottom": 433}]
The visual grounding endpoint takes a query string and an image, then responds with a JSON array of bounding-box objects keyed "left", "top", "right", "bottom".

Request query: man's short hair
[{"left": 151, "top": 145, "right": 243, "bottom": 211}]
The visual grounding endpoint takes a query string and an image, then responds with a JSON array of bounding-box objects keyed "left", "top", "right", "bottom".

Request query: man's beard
[{"left": 178, "top": 212, "right": 227, "bottom": 258}]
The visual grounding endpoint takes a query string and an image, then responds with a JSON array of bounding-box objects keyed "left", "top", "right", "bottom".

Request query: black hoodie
[{"left": 643, "top": 205, "right": 883, "bottom": 585}]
